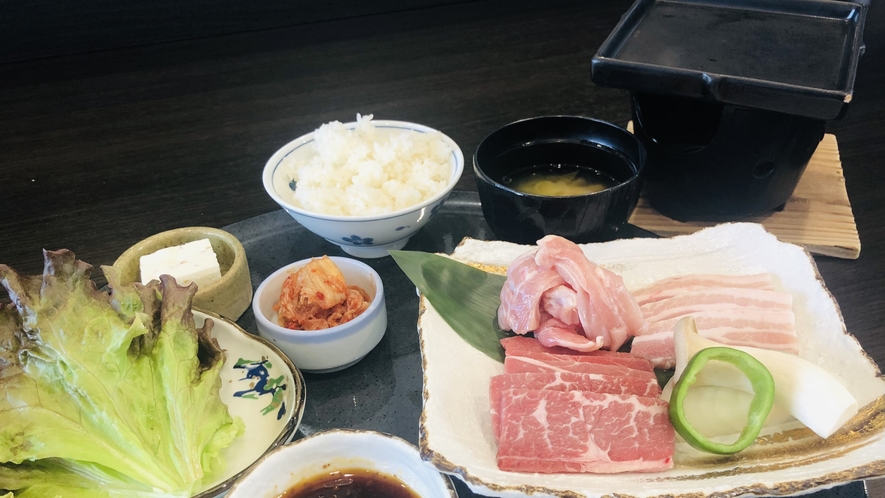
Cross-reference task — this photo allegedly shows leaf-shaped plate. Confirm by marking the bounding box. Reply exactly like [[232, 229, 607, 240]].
[[193, 310, 306, 498], [418, 223, 885, 497]]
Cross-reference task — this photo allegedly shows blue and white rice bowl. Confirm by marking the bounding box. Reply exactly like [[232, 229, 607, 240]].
[[263, 119, 464, 259]]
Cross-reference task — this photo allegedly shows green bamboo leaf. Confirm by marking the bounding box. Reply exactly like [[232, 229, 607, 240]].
[[390, 250, 507, 363]]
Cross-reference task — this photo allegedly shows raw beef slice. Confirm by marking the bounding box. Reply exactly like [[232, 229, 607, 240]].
[[496, 389, 674, 473], [489, 372, 662, 441]]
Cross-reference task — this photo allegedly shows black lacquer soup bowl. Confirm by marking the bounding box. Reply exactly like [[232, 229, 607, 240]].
[[474, 115, 645, 244]]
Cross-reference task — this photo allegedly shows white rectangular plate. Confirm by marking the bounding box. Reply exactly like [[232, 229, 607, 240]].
[[418, 223, 885, 497]]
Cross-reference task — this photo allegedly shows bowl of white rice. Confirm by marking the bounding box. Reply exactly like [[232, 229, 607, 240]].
[[263, 115, 464, 258]]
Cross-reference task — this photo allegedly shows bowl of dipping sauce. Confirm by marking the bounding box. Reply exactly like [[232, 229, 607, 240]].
[[474, 115, 645, 244], [227, 429, 457, 498], [263, 115, 464, 259], [112, 226, 252, 320], [252, 256, 387, 373]]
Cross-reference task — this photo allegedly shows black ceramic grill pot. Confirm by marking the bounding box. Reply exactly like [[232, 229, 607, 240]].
[[591, 0, 867, 219], [630, 92, 825, 218]]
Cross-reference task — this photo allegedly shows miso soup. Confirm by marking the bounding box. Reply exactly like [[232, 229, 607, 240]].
[[503, 165, 619, 197]]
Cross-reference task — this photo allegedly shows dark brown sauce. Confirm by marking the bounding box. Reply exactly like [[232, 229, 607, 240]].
[[280, 468, 421, 498]]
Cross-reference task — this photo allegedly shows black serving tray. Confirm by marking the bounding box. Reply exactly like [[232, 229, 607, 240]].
[[591, 0, 867, 120], [224, 191, 870, 498]]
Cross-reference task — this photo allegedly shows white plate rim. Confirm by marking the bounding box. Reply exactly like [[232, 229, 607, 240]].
[[192, 308, 307, 498], [417, 223, 885, 498]]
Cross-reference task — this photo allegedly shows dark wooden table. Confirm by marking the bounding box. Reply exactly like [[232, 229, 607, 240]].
[[1, 0, 883, 496]]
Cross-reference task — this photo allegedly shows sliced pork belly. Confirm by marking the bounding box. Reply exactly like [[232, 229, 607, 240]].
[[496, 389, 674, 473], [489, 372, 662, 441], [632, 273, 776, 307], [640, 287, 793, 323], [632, 311, 798, 369], [631, 328, 799, 369], [629, 272, 798, 368], [645, 308, 795, 336]]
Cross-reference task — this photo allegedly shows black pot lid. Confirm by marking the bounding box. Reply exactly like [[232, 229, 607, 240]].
[[591, 0, 867, 120]]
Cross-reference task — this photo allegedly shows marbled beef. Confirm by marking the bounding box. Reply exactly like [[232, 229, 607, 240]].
[[489, 372, 662, 441], [496, 389, 674, 473]]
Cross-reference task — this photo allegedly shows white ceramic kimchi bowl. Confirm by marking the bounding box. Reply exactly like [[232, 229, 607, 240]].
[[262, 119, 464, 259], [251, 256, 387, 373], [226, 429, 458, 498]]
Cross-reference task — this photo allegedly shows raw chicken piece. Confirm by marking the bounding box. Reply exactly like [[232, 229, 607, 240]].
[[541, 285, 580, 326], [497, 252, 565, 334], [497, 236, 647, 352], [534, 235, 646, 350], [534, 314, 605, 352]]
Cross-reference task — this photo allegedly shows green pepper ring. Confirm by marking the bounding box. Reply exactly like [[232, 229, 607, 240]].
[[669, 347, 776, 454]]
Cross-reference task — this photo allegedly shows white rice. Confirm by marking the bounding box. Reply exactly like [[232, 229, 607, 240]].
[[281, 114, 453, 216]]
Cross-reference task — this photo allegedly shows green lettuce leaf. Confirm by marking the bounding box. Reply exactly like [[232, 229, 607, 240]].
[[0, 459, 186, 498], [0, 250, 242, 496]]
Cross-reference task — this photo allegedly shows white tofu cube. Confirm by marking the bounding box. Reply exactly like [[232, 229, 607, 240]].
[[139, 238, 222, 290]]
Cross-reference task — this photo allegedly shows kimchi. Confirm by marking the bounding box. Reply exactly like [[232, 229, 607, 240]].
[[274, 256, 371, 330]]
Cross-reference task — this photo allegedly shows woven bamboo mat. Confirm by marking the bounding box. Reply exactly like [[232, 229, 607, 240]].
[[626, 126, 861, 259]]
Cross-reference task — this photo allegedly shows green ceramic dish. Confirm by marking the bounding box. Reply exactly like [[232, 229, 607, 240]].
[[113, 226, 252, 320]]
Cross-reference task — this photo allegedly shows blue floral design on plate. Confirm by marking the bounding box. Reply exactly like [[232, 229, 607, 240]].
[[232, 358, 288, 420], [395, 226, 410, 231], [342, 235, 374, 246]]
